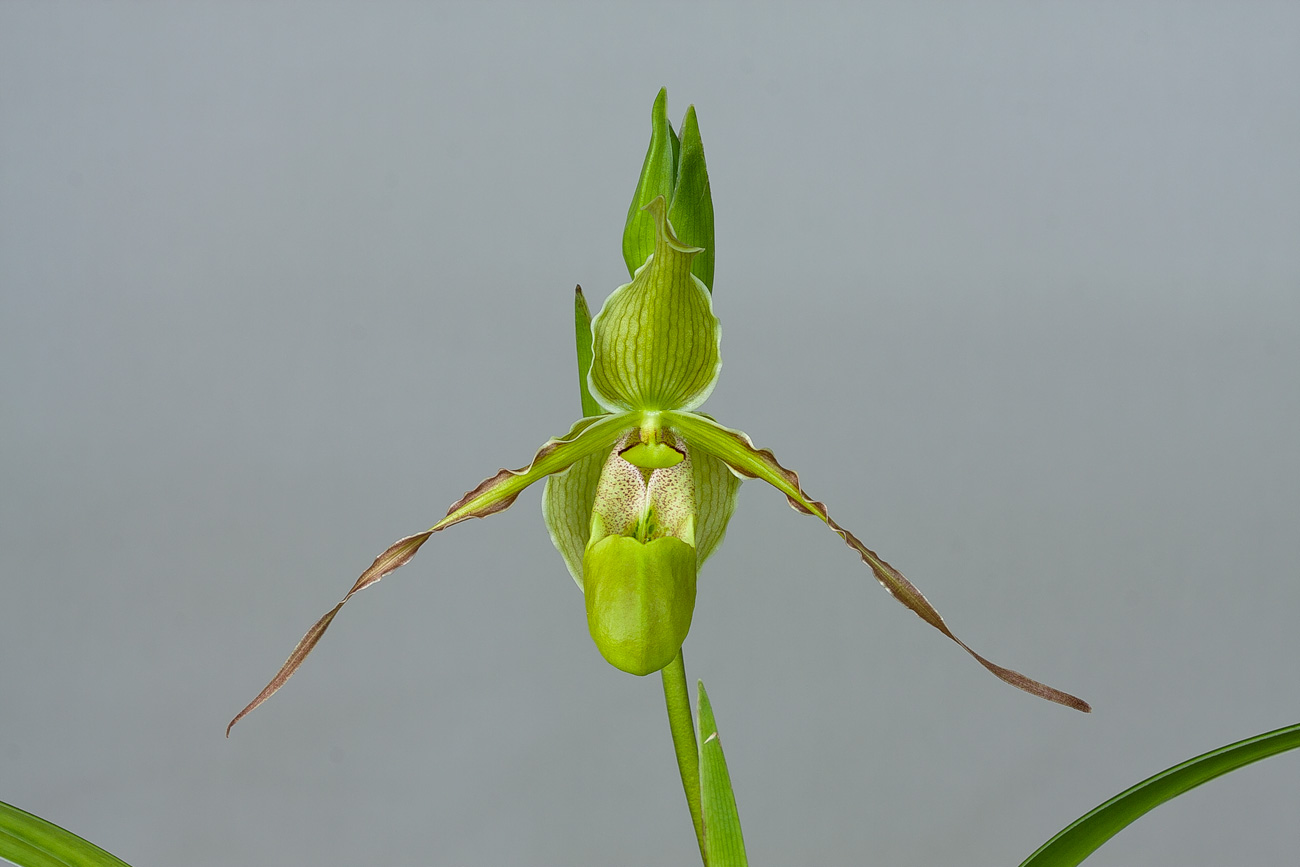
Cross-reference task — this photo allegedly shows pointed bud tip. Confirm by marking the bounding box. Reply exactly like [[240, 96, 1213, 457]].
[[641, 196, 704, 255]]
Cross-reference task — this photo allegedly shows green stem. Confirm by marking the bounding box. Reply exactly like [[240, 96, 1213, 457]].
[[662, 648, 706, 863]]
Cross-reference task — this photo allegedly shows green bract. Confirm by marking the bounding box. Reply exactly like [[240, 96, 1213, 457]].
[[623, 87, 714, 292], [229, 89, 1088, 736]]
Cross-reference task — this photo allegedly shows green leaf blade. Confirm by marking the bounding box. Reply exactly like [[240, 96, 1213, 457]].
[[697, 681, 748, 867], [573, 286, 603, 418], [0, 801, 134, 867], [1021, 722, 1300, 867]]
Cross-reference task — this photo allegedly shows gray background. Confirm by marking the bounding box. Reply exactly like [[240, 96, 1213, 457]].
[[2, 3, 1298, 865]]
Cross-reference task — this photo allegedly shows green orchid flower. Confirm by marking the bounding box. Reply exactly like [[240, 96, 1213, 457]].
[[228, 89, 1087, 736]]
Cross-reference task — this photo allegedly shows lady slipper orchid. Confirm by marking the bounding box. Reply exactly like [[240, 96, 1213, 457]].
[[228, 90, 1087, 735]]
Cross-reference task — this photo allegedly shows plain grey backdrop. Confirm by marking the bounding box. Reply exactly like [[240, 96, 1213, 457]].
[[2, 3, 1298, 865]]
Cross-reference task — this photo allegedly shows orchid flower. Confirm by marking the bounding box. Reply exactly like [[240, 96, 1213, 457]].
[[228, 90, 1087, 737]]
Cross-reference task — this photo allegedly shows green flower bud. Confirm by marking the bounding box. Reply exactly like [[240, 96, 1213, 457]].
[[582, 431, 698, 675]]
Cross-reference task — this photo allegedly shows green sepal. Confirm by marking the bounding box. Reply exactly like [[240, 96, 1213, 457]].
[[590, 200, 722, 413], [623, 87, 679, 277], [583, 534, 697, 676], [667, 105, 715, 292]]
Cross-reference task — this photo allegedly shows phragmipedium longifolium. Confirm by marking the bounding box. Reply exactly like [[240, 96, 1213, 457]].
[[228, 87, 1090, 861]]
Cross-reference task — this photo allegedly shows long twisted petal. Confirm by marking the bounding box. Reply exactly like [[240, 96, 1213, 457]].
[[227, 413, 631, 734], [667, 411, 1090, 713]]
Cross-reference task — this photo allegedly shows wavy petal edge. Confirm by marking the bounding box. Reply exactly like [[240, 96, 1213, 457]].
[[667, 411, 1091, 713], [227, 414, 631, 735]]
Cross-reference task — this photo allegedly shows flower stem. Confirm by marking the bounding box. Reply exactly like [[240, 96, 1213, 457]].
[[662, 648, 706, 863]]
